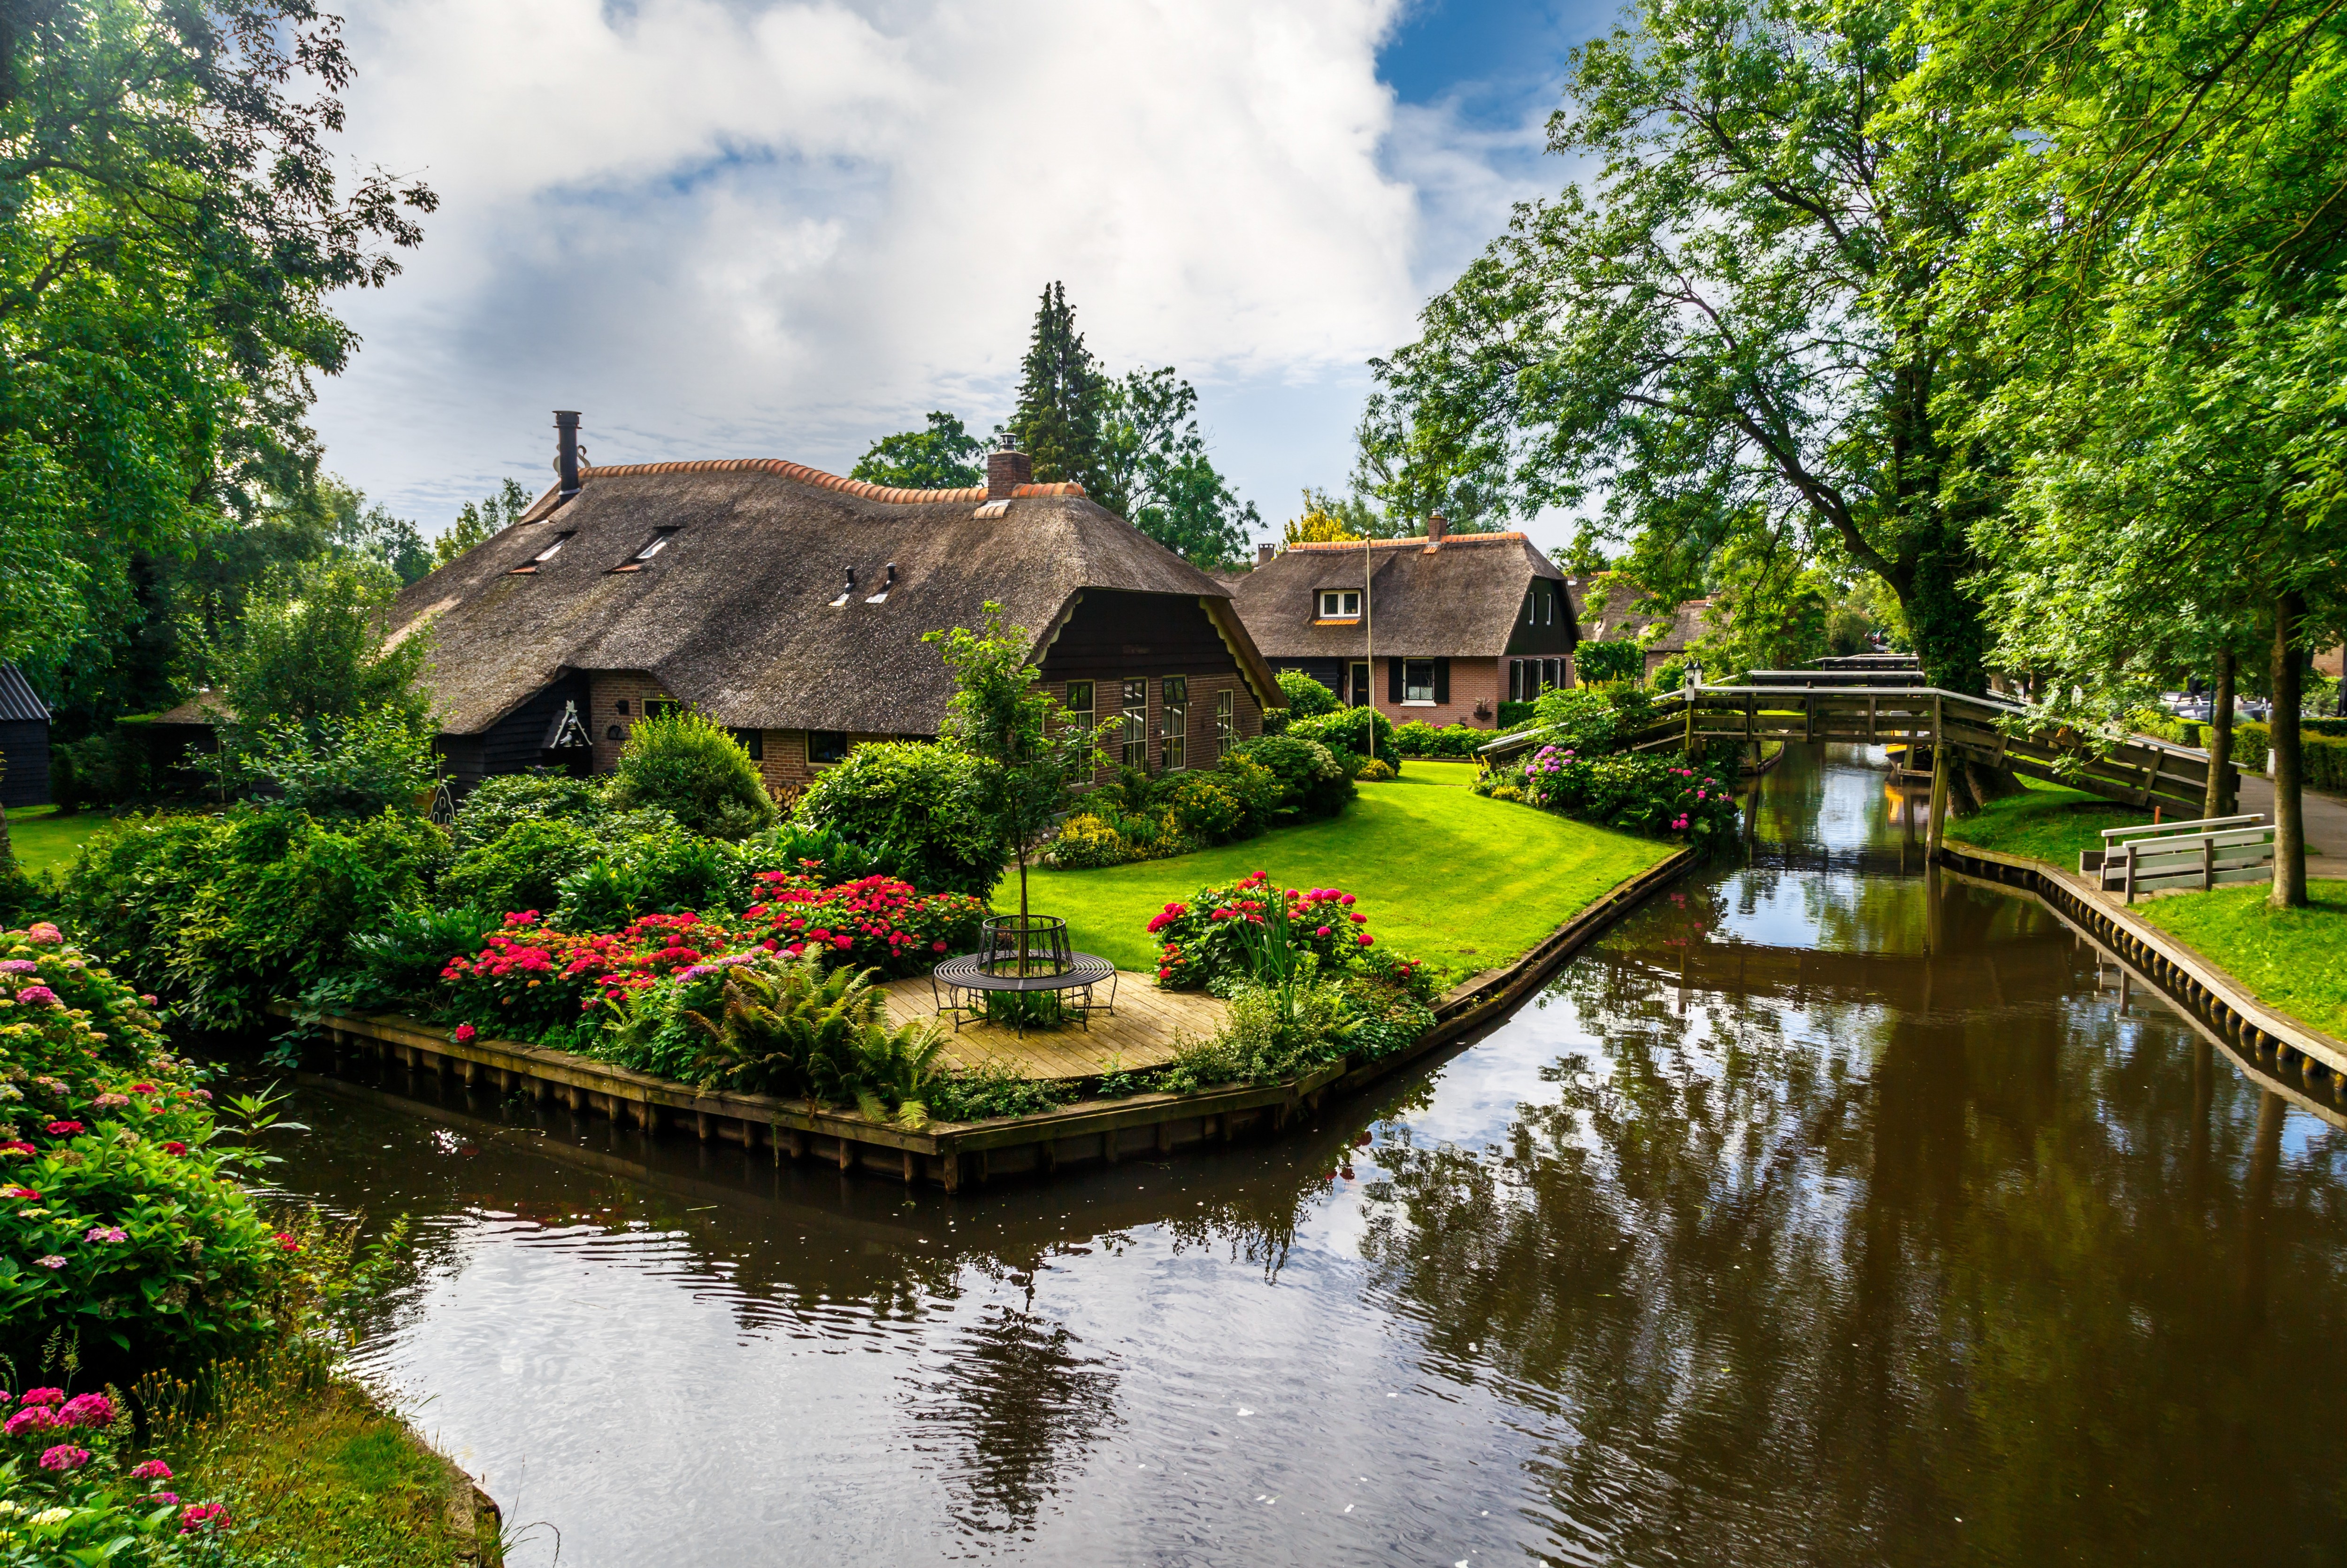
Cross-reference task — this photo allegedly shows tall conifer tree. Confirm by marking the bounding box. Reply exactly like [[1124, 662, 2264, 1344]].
[[1008, 283, 1109, 502]]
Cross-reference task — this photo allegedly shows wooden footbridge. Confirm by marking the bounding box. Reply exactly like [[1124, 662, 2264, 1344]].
[[1481, 675, 2238, 849]]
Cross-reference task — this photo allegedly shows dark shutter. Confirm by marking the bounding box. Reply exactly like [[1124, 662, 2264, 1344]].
[[1388, 658, 1402, 704], [1434, 658, 1450, 704]]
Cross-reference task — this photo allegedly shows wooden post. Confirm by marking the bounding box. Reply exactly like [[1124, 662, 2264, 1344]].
[[2203, 835, 2215, 892], [2123, 844, 2137, 904], [1927, 697, 1948, 858]]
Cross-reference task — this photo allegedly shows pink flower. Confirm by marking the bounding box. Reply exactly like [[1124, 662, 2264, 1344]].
[[162, 1141, 188, 1156], [453, 1023, 477, 1045], [14, 986, 59, 1007], [274, 1233, 301, 1254], [0, 959, 33, 974], [148, 1491, 181, 1505], [1358, 934, 1374, 947], [34, 1255, 65, 1269], [45, 1120, 84, 1136], [38, 1443, 91, 1470], [4, 1407, 59, 1437], [59, 1392, 115, 1427], [1348, 913, 1367, 925], [86, 1226, 128, 1244], [179, 1502, 230, 1533], [1339, 894, 1356, 906], [132, 1460, 173, 1481], [1, 1185, 38, 1200], [25, 922, 62, 945], [1315, 926, 1331, 937], [18, 1388, 62, 1407]]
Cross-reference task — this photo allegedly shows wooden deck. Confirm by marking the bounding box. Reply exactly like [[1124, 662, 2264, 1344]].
[[879, 971, 1228, 1081]]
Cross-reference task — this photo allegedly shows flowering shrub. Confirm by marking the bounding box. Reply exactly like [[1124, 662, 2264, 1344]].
[[0, 927, 301, 1377], [0, 1385, 235, 1562], [1147, 873, 1399, 993], [1493, 746, 1742, 848], [738, 873, 985, 977]]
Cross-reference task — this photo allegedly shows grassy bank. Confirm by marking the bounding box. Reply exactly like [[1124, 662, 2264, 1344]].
[[5, 803, 108, 876], [2135, 879, 2347, 1042], [1943, 776, 2141, 867], [1001, 759, 1676, 973]]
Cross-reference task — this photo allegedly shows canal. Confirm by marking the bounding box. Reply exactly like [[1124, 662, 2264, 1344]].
[[258, 745, 2347, 1564]]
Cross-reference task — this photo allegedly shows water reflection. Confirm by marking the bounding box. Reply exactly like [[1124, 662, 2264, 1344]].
[[253, 744, 2347, 1564]]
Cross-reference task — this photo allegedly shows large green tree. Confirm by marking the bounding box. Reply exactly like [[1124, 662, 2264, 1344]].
[[1007, 281, 1108, 497], [851, 411, 986, 490], [1365, 0, 2003, 693], [1922, 0, 2347, 904], [0, 0, 434, 691], [1098, 368, 1259, 566]]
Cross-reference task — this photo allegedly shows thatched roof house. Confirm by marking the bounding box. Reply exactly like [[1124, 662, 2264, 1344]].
[[389, 423, 1282, 795], [1228, 521, 1576, 728], [1566, 575, 1718, 680]]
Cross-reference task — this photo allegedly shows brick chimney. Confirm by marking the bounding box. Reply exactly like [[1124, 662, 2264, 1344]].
[[1257, 543, 1276, 566], [986, 445, 1033, 501], [1426, 512, 1449, 545]]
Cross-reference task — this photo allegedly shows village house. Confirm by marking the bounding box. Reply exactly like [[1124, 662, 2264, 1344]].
[[380, 414, 1283, 798], [1228, 520, 1578, 727], [0, 663, 52, 808], [1566, 574, 1718, 682]]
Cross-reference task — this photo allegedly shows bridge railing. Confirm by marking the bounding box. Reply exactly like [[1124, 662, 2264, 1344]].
[[1477, 684, 2235, 818]]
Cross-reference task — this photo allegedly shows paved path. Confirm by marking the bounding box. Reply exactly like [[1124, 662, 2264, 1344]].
[[2235, 773, 2347, 865], [879, 971, 1227, 1080]]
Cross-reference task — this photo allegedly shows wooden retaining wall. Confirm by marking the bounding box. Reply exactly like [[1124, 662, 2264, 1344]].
[[279, 848, 1697, 1192], [1937, 843, 2347, 1099]]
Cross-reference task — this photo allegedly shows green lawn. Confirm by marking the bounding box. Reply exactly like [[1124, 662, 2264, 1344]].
[[2137, 879, 2347, 1041], [998, 759, 1674, 975], [5, 803, 109, 877], [1943, 775, 2142, 867]]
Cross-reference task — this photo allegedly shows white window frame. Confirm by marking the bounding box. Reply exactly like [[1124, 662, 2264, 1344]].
[[1403, 659, 1437, 705], [1319, 589, 1362, 619]]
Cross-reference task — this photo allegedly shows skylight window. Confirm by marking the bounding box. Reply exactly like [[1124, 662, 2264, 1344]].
[[610, 528, 678, 572], [532, 532, 574, 563]]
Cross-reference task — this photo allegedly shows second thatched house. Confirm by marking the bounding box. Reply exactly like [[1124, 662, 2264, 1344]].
[[388, 415, 1283, 798]]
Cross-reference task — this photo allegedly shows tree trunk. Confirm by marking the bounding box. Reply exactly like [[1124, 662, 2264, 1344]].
[[2270, 592, 2307, 910], [2203, 647, 2235, 821]]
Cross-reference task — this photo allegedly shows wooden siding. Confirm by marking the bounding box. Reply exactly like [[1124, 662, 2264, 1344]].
[[0, 721, 49, 808], [1039, 590, 1263, 785]]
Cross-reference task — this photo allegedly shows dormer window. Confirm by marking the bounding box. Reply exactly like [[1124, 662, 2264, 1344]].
[[1318, 589, 1361, 620], [611, 528, 677, 572]]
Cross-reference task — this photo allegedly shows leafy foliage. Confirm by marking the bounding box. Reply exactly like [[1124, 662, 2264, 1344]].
[[606, 707, 777, 841], [1008, 281, 1109, 497], [1097, 368, 1260, 565], [1489, 745, 1742, 849], [795, 742, 1002, 898], [1393, 721, 1488, 759], [851, 412, 986, 490], [686, 950, 944, 1124], [1287, 708, 1400, 773], [1274, 669, 1342, 719], [428, 479, 531, 568], [1572, 640, 1644, 686]]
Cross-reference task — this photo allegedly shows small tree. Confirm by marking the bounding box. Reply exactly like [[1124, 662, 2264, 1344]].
[[925, 604, 1096, 948], [607, 707, 778, 840]]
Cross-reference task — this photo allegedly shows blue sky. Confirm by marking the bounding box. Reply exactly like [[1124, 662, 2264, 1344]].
[[309, 0, 1630, 552]]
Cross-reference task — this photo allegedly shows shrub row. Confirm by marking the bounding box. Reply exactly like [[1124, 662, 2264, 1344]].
[[1039, 738, 1354, 870]]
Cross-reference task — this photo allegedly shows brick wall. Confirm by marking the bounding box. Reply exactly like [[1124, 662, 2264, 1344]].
[[586, 671, 674, 773], [1371, 657, 1501, 730], [1041, 672, 1264, 787]]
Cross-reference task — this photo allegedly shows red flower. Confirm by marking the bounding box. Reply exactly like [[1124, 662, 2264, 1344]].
[[273, 1232, 301, 1253], [162, 1141, 188, 1156], [453, 1023, 477, 1045], [44, 1121, 83, 1136]]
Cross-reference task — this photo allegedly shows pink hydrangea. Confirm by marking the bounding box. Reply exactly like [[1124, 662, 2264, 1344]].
[[149, 1491, 180, 1505], [19, 1387, 63, 1406], [59, 1392, 115, 1427], [38, 1443, 91, 1470], [131, 1459, 173, 1481], [35, 1255, 65, 1269], [4, 1407, 59, 1436], [14, 986, 59, 1007], [0, 958, 35, 974], [453, 1023, 477, 1045], [25, 922, 63, 945], [85, 1225, 128, 1244], [45, 1120, 84, 1136], [180, 1502, 230, 1533]]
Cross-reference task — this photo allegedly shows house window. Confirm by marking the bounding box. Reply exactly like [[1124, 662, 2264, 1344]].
[[1404, 660, 1437, 704], [645, 696, 681, 719], [808, 731, 849, 765], [1319, 589, 1361, 619], [1064, 681, 1095, 736], [1161, 677, 1188, 772], [1120, 679, 1148, 769], [1544, 657, 1563, 690], [730, 727, 764, 760], [1215, 689, 1235, 760]]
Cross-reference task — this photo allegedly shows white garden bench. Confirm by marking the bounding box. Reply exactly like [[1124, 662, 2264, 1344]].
[[2081, 813, 2272, 903]]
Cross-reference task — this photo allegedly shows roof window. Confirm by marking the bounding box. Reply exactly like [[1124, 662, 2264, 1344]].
[[611, 528, 677, 572], [1318, 589, 1361, 620]]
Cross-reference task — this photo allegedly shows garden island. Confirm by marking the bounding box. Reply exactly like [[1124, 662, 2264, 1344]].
[[6, 0, 2347, 1563]]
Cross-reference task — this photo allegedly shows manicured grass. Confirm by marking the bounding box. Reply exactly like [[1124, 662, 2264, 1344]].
[[144, 1351, 501, 1567], [2137, 879, 2347, 1042], [1000, 761, 1674, 975], [5, 803, 110, 876], [1942, 775, 2142, 867]]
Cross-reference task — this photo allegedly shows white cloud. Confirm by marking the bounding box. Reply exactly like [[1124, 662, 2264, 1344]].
[[311, 0, 1562, 536]]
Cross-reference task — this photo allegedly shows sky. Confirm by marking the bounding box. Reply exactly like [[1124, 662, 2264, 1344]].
[[313, 0, 1627, 553]]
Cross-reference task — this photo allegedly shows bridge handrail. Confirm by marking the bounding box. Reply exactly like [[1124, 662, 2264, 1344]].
[[1476, 683, 2033, 763]]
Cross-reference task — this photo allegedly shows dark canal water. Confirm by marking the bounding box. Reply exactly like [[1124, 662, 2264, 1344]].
[[256, 747, 2347, 1565]]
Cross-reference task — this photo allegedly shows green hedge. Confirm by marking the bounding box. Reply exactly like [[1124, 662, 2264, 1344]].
[[2231, 723, 2347, 791], [1393, 720, 1488, 759]]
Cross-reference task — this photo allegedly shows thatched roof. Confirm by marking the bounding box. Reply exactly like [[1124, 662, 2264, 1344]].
[[1229, 531, 1569, 659], [1565, 574, 1718, 652], [388, 459, 1279, 737]]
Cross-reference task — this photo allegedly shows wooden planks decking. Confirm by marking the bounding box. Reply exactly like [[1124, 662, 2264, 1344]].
[[879, 971, 1227, 1080]]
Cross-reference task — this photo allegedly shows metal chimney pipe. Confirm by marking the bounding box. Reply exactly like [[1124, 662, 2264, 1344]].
[[554, 410, 583, 499]]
